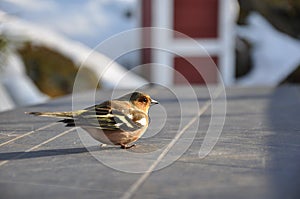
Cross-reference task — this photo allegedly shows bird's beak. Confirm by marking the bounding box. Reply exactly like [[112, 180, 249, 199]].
[[151, 99, 159, 105]]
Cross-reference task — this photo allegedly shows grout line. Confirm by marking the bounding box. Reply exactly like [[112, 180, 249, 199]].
[[0, 123, 58, 147], [120, 88, 223, 199], [0, 127, 77, 167], [24, 127, 77, 152]]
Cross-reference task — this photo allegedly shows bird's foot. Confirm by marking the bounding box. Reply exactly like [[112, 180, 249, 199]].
[[120, 144, 136, 149], [99, 143, 107, 148]]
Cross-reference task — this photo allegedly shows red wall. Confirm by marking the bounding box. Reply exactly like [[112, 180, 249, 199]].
[[173, 0, 219, 38], [174, 56, 219, 84]]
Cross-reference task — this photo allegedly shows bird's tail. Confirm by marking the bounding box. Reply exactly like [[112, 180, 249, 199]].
[[25, 110, 86, 119]]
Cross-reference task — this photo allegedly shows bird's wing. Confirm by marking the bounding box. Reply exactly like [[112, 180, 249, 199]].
[[63, 101, 147, 132]]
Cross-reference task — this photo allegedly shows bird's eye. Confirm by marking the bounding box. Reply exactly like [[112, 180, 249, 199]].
[[139, 97, 148, 103]]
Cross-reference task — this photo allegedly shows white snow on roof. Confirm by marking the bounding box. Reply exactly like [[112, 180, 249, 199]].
[[0, 11, 147, 89]]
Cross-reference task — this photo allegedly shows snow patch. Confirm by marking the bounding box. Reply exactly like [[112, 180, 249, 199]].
[[236, 12, 300, 86]]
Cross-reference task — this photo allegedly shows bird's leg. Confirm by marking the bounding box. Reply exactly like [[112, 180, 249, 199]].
[[120, 144, 136, 149], [128, 144, 136, 149]]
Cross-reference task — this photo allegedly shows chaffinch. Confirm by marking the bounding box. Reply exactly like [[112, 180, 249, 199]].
[[27, 92, 158, 149]]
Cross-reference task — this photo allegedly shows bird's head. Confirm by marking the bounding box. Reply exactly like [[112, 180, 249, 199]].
[[120, 92, 158, 113]]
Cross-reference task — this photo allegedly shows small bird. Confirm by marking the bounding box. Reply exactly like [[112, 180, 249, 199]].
[[27, 92, 158, 149]]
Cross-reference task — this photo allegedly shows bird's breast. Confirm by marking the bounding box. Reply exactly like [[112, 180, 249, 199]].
[[82, 126, 147, 146]]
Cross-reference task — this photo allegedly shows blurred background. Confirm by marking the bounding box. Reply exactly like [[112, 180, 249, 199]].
[[1, 0, 300, 112]]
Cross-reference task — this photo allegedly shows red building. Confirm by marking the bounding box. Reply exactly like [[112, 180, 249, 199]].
[[140, 0, 238, 86]]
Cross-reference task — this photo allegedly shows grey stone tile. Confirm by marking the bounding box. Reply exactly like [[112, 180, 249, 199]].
[[1, 86, 300, 199]]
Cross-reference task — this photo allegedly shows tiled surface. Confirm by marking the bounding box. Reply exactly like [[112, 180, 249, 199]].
[[0, 86, 300, 199]]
